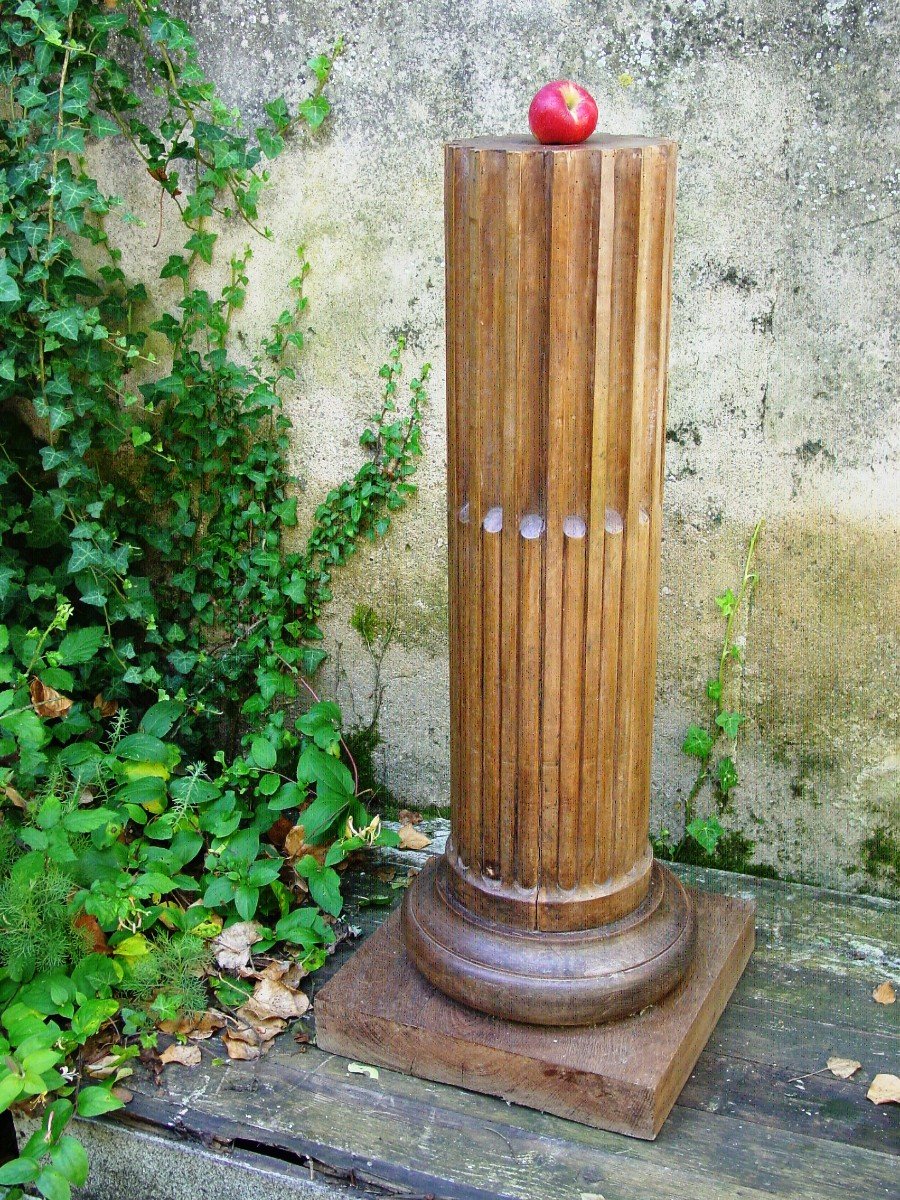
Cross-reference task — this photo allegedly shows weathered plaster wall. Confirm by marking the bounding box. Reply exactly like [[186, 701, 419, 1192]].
[[98, 1, 898, 892]]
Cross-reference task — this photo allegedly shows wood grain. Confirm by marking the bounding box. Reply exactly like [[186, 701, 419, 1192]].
[[320, 886, 753, 1140], [423, 136, 683, 1020]]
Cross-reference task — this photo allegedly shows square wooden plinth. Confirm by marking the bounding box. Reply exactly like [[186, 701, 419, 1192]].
[[315, 886, 755, 1140]]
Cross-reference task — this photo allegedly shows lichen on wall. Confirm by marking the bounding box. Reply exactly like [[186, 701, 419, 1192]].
[[100, 0, 898, 893]]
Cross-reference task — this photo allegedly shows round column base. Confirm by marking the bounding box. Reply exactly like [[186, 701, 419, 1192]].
[[401, 856, 697, 1026]]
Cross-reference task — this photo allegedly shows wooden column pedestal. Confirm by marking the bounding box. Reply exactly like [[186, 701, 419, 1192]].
[[316, 134, 755, 1137]]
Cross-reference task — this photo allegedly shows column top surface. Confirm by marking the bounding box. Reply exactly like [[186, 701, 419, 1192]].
[[445, 133, 677, 153]]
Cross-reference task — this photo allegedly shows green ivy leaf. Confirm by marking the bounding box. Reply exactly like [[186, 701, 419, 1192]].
[[715, 588, 737, 617], [0, 260, 20, 304], [263, 96, 290, 130], [256, 128, 284, 158], [184, 230, 217, 264], [89, 113, 120, 139], [681, 725, 714, 760], [686, 815, 724, 856], [716, 711, 744, 739], [717, 756, 739, 794], [306, 55, 331, 83], [297, 94, 330, 129], [44, 307, 84, 341], [160, 254, 189, 281]]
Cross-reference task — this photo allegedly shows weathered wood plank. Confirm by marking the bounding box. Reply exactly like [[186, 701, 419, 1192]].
[[121, 1034, 897, 1200], [110, 854, 897, 1200]]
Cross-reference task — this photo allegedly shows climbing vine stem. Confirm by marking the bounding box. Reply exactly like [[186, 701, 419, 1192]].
[[674, 519, 764, 858]]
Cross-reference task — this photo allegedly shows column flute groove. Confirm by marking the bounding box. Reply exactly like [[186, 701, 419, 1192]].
[[404, 135, 695, 1026]]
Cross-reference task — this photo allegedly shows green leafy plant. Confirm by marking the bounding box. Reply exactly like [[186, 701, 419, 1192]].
[[0, 614, 401, 1196], [0, 2, 428, 1194], [659, 520, 764, 867], [0, 0, 428, 757]]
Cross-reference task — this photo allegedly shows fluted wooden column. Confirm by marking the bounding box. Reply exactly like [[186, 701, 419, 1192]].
[[402, 134, 696, 1026]]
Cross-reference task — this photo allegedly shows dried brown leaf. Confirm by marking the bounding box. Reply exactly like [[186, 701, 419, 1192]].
[[826, 1056, 861, 1080], [85, 1054, 120, 1079], [265, 815, 293, 852], [281, 961, 308, 988], [254, 959, 308, 987], [4, 786, 26, 810], [284, 823, 329, 864], [221, 1022, 260, 1047], [222, 1032, 265, 1061], [398, 823, 432, 851], [867, 1073, 900, 1105], [872, 981, 896, 1005], [232, 1008, 288, 1042], [30, 677, 73, 719], [74, 912, 109, 955], [93, 693, 119, 718], [257, 959, 291, 981], [159, 1010, 226, 1041], [159, 1043, 202, 1067], [212, 921, 263, 971], [242, 977, 309, 1021], [283, 824, 308, 859]]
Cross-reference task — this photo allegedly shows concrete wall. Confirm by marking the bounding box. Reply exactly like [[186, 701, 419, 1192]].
[[99, 0, 898, 892]]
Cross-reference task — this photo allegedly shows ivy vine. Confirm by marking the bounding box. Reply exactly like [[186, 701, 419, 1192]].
[[0, 0, 428, 758], [0, 2, 429, 1194]]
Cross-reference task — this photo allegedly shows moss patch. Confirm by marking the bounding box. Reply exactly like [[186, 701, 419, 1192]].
[[858, 827, 900, 892]]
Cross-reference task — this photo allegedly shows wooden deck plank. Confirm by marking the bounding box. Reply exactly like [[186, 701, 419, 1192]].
[[112, 841, 897, 1200], [120, 1046, 897, 1200]]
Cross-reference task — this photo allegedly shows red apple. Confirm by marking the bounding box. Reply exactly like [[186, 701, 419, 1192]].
[[528, 80, 598, 145]]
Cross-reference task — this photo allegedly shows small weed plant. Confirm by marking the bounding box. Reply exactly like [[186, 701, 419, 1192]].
[[655, 520, 766, 871]]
